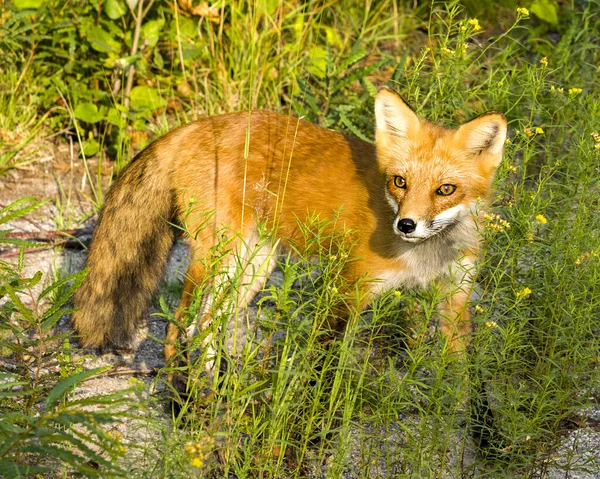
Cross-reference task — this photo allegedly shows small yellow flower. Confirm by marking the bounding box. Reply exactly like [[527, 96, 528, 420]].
[[568, 87, 583, 96], [516, 287, 532, 298], [557, 87, 564, 94], [516, 7, 529, 16], [535, 214, 547, 224], [459, 24, 467, 33], [485, 321, 498, 329], [468, 18, 482, 31], [539, 57, 548, 68], [535, 127, 544, 135], [575, 250, 598, 264], [475, 305, 484, 314], [394, 290, 402, 298], [442, 47, 455, 56], [331, 287, 338, 294], [505, 137, 512, 145], [527, 232, 534, 243], [192, 457, 204, 468], [523, 127, 534, 137]]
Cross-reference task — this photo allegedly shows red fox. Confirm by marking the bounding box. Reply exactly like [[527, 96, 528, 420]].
[[72, 87, 507, 365]]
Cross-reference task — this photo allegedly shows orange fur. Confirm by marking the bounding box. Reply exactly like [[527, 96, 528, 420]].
[[72, 87, 507, 362]]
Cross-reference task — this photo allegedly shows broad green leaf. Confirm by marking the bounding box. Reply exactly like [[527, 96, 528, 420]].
[[141, 19, 165, 49], [74, 103, 104, 124], [104, 0, 126, 19], [13, 0, 45, 9], [129, 85, 167, 110], [45, 367, 110, 410], [82, 138, 100, 157], [307, 46, 327, 79], [324, 26, 343, 48], [87, 26, 121, 54], [106, 108, 126, 127], [530, 0, 558, 25]]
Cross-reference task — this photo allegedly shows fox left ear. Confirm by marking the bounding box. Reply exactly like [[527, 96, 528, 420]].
[[455, 113, 507, 168]]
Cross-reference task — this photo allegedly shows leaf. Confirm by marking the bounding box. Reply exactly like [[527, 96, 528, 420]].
[[39, 269, 86, 300], [1, 278, 35, 322], [104, 0, 126, 19], [530, 0, 558, 25], [13, 0, 46, 9], [307, 46, 327, 79], [45, 367, 110, 410], [129, 85, 167, 111], [106, 108, 126, 128], [74, 103, 104, 124], [82, 138, 100, 157], [339, 112, 372, 143], [86, 26, 121, 54], [0, 197, 48, 227], [141, 19, 165, 49]]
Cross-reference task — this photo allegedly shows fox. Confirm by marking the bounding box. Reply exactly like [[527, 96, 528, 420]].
[[72, 87, 507, 368]]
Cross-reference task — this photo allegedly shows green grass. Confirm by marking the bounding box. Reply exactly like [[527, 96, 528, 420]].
[[1, 0, 599, 477]]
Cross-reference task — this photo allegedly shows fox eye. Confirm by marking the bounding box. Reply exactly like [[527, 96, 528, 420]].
[[394, 176, 406, 189], [436, 184, 456, 196]]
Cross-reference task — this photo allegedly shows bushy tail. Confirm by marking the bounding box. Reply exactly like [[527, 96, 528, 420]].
[[73, 147, 175, 349]]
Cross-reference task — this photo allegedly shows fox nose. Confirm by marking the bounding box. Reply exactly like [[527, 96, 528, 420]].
[[397, 218, 416, 234]]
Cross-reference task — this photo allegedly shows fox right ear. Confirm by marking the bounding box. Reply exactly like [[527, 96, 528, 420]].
[[375, 87, 420, 141]]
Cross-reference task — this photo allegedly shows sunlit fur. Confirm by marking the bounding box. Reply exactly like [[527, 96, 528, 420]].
[[73, 87, 507, 360]]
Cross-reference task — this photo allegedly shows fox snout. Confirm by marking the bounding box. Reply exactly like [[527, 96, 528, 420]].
[[393, 203, 469, 243]]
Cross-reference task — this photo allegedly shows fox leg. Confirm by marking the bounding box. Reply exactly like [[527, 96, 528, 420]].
[[184, 233, 279, 372], [437, 253, 478, 355], [164, 260, 207, 366]]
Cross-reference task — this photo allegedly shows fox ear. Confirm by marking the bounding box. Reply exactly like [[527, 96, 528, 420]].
[[455, 113, 507, 167], [375, 87, 420, 140]]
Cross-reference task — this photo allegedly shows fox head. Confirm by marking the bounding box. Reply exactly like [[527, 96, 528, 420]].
[[374, 87, 507, 243]]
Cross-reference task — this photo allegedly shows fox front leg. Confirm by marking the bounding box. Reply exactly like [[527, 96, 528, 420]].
[[437, 253, 478, 355]]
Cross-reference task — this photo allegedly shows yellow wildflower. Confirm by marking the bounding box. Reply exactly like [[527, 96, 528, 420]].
[[192, 458, 203, 468], [442, 47, 455, 56], [485, 321, 498, 329], [516, 287, 532, 298], [468, 18, 482, 31], [394, 290, 402, 298], [516, 7, 529, 16], [505, 137, 512, 145], [523, 127, 534, 137], [540, 57, 548, 68], [535, 127, 544, 134], [575, 250, 598, 264], [484, 213, 511, 232], [527, 232, 534, 243], [535, 214, 547, 224], [568, 87, 583, 96], [475, 305, 484, 314], [557, 87, 564, 94]]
